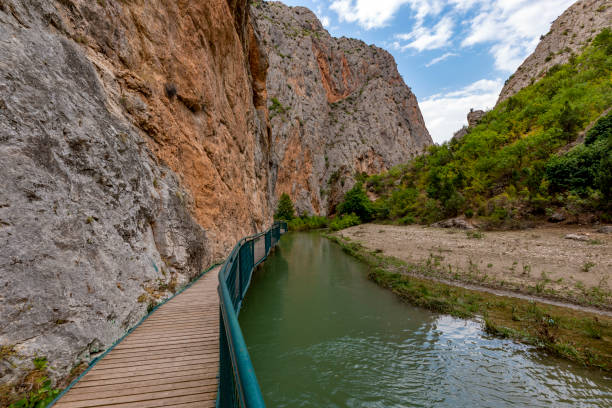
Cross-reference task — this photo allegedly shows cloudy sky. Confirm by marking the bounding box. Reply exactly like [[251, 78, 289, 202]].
[[278, 0, 575, 143]]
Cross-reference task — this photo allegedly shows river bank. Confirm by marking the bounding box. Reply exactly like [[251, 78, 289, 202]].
[[326, 230, 612, 371], [337, 224, 612, 310]]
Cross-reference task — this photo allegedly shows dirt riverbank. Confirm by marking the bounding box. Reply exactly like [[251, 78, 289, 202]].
[[337, 224, 612, 311]]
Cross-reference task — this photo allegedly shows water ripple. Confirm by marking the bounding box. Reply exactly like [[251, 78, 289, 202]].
[[240, 234, 612, 408]]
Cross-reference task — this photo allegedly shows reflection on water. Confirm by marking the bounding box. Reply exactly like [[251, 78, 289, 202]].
[[239, 233, 612, 407]]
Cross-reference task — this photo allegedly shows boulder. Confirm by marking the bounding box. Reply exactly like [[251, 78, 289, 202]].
[[431, 218, 475, 230], [548, 212, 566, 223], [564, 233, 590, 242]]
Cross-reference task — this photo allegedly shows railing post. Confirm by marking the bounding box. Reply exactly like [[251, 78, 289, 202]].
[[218, 308, 236, 408]]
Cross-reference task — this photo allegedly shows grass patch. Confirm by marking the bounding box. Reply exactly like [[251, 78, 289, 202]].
[[327, 233, 612, 371], [5, 357, 61, 408], [466, 230, 484, 239]]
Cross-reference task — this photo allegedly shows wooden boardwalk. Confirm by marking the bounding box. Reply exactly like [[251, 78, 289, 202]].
[[54, 267, 221, 408]]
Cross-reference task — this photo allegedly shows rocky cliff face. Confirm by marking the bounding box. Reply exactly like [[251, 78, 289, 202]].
[[253, 2, 432, 215], [498, 0, 611, 103], [0, 0, 273, 397], [0, 0, 431, 399]]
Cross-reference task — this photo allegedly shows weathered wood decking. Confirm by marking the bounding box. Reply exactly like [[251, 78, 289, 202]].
[[54, 267, 220, 408]]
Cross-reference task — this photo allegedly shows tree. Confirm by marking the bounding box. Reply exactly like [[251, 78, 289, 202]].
[[274, 193, 295, 220], [337, 183, 373, 221]]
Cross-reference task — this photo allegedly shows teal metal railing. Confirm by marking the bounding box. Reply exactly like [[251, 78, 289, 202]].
[[217, 221, 287, 408]]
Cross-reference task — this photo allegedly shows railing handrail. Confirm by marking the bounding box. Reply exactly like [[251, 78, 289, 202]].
[[217, 221, 287, 408]]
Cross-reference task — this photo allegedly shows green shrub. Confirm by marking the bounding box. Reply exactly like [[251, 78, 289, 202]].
[[329, 213, 361, 231], [274, 193, 295, 221], [545, 111, 612, 200], [288, 215, 329, 231], [337, 183, 373, 221]]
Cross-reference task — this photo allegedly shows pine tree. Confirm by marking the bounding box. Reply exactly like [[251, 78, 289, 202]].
[[274, 193, 295, 220]]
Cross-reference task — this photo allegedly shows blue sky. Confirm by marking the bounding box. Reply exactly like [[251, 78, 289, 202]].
[[276, 0, 575, 143]]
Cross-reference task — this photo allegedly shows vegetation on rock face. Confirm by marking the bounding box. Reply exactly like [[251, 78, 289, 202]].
[[5, 357, 61, 408], [355, 29, 612, 227], [274, 193, 295, 221], [546, 112, 612, 200]]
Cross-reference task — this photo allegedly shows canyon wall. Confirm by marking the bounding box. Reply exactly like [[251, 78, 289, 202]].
[[0, 0, 273, 396], [498, 0, 611, 103], [253, 2, 432, 214], [0, 0, 431, 398]]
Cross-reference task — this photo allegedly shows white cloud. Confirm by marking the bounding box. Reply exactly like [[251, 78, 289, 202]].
[[329, 0, 447, 29], [329, 0, 574, 72], [420, 79, 503, 143], [394, 17, 454, 51], [320, 16, 331, 27], [329, 0, 412, 29], [425, 52, 458, 67], [461, 0, 575, 71]]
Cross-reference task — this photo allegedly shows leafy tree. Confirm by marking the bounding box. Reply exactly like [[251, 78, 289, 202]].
[[596, 151, 612, 201], [274, 193, 295, 220], [546, 112, 612, 196], [337, 183, 373, 221], [585, 112, 612, 145]]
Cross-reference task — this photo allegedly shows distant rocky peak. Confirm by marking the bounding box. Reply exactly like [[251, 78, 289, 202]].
[[253, 0, 432, 215], [498, 0, 611, 104]]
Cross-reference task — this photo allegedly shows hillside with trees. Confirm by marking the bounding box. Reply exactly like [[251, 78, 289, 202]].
[[352, 29, 612, 229]]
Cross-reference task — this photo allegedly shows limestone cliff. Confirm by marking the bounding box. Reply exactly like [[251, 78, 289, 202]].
[[0, 0, 273, 399], [0, 0, 432, 400], [498, 0, 611, 103], [253, 2, 432, 215]]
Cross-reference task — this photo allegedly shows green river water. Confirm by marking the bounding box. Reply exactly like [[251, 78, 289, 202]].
[[239, 232, 612, 407]]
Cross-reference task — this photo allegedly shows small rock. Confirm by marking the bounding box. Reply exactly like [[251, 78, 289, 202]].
[[596, 225, 612, 234], [548, 212, 565, 223], [564, 233, 589, 241], [432, 218, 475, 230]]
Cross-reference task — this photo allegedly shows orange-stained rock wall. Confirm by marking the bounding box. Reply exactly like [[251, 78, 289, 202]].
[[53, 0, 273, 255]]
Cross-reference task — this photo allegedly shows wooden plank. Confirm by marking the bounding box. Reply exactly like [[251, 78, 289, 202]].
[[163, 401, 217, 408], [114, 334, 219, 348], [123, 328, 220, 340], [104, 342, 217, 355], [55, 267, 221, 407], [55, 385, 217, 408], [60, 379, 218, 402], [94, 351, 219, 370], [112, 337, 218, 351], [127, 324, 219, 335], [77, 392, 217, 408], [72, 367, 219, 389], [68, 373, 217, 394], [72, 372, 217, 392], [102, 345, 218, 360], [80, 363, 218, 382]]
